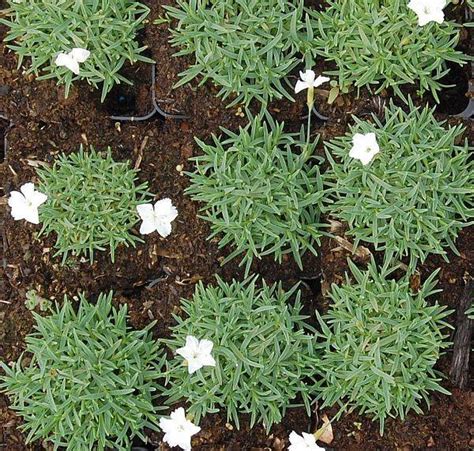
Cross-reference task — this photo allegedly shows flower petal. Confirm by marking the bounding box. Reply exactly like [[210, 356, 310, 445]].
[[295, 80, 309, 94], [176, 336, 198, 361], [20, 183, 36, 198], [55, 53, 69, 67], [23, 207, 40, 224], [408, 0, 445, 26], [170, 407, 186, 422], [431, 10, 445, 24], [8, 191, 28, 221], [155, 221, 172, 238], [155, 198, 178, 221], [159, 408, 200, 451], [366, 133, 380, 153], [187, 359, 203, 374], [30, 191, 48, 208], [302, 432, 317, 445], [185, 335, 200, 349], [186, 423, 202, 436], [300, 69, 315, 84], [289, 431, 307, 448], [70, 48, 90, 63], [139, 220, 156, 235], [136, 203, 154, 220], [313, 76, 330, 88], [56, 53, 80, 74], [137, 204, 156, 234], [199, 353, 216, 368]]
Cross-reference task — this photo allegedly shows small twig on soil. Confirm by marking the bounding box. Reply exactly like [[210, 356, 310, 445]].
[[310, 401, 320, 433], [133, 135, 148, 170], [332, 235, 371, 261], [0, 113, 13, 161], [109, 64, 187, 122], [1, 237, 6, 269], [449, 277, 474, 389], [328, 219, 344, 234]]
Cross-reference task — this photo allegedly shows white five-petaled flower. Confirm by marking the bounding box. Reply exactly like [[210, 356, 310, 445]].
[[8, 183, 48, 224], [55, 48, 90, 75], [294, 70, 330, 94], [137, 198, 178, 237], [407, 0, 445, 27], [159, 407, 201, 451], [349, 132, 380, 166], [289, 431, 325, 451], [176, 335, 216, 374]]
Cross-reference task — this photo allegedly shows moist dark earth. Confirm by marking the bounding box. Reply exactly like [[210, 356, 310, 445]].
[[0, 0, 473, 450]]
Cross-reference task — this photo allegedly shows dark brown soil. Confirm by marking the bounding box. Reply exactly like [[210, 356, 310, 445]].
[[0, 1, 473, 450]]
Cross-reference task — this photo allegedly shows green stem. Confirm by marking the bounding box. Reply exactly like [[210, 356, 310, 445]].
[[304, 86, 314, 159], [303, 103, 313, 161], [306, 105, 312, 146]]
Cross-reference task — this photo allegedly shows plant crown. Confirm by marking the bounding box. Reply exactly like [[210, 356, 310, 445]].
[[186, 115, 325, 276], [314, 258, 452, 434], [323, 100, 473, 268], [37, 146, 150, 264], [165, 0, 316, 107], [163, 277, 318, 431], [2, 0, 152, 101], [309, 0, 469, 102], [0, 292, 164, 451]]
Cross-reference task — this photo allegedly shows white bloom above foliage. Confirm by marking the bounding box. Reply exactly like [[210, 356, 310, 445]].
[[137, 198, 178, 237], [289, 431, 325, 451], [349, 132, 380, 165], [295, 70, 330, 94], [8, 183, 47, 224], [176, 335, 216, 374], [408, 0, 445, 27], [159, 407, 201, 451], [55, 48, 90, 75]]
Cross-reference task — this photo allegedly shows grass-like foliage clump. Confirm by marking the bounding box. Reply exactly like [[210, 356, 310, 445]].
[[323, 101, 473, 267], [309, 0, 468, 101], [315, 259, 452, 434], [2, 0, 152, 101], [165, 0, 315, 107], [0, 292, 164, 451], [37, 146, 150, 263], [163, 277, 317, 431], [186, 116, 324, 276]]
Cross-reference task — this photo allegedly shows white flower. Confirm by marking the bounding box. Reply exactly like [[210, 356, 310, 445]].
[[295, 70, 330, 94], [176, 335, 216, 374], [136, 198, 178, 237], [159, 407, 201, 451], [289, 431, 325, 451], [8, 183, 47, 224], [349, 132, 380, 165], [408, 0, 445, 27], [55, 48, 90, 75]]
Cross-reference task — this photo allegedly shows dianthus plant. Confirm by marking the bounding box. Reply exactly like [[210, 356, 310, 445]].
[[162, 277, 318, 431], [323, 100, 473, 268], [309, 0, 469, 101], [165, 0, 316, 107], [0, 292, 164, 451], [2, 0, 152, 101], [37, 146, 150, 263], [186, 115, 325, 276], [315, 258, 452, 434]]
